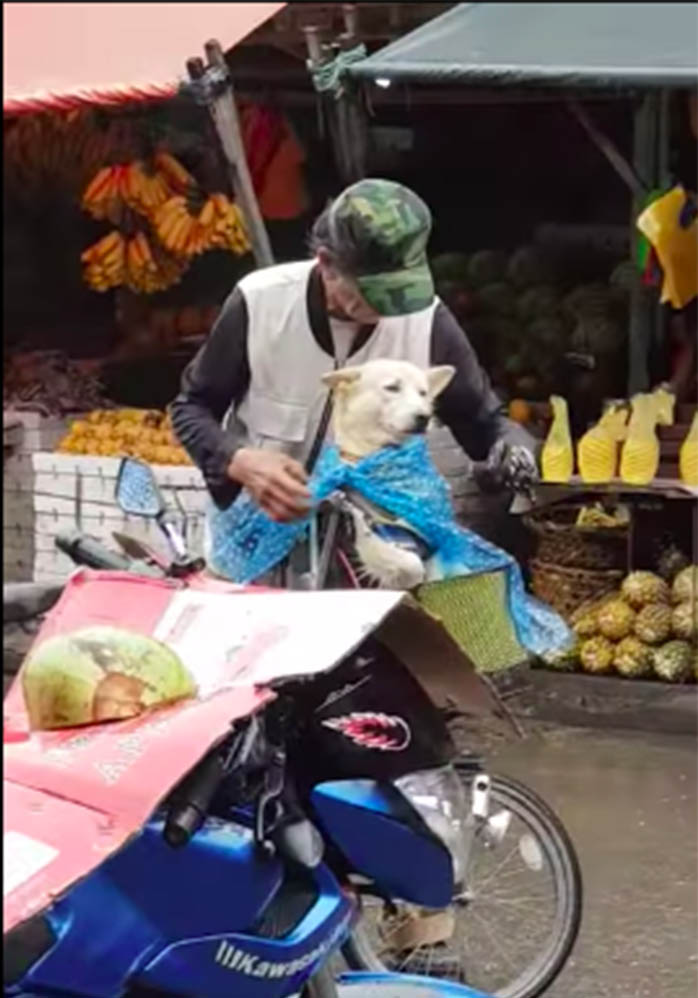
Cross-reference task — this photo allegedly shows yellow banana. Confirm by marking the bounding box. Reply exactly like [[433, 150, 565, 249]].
[[155, 151, 195, 191], [211, 193, 229, 217], [96, 231, 122, 254], [200, 198, 215, 227], [168, 214, 191, 255], [128, 236, 143, 270], [82, 166, 113, 206]]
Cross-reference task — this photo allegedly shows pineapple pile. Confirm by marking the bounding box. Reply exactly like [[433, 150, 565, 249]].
[[543, 566, 697, 683], [56, 409, 193, 465]]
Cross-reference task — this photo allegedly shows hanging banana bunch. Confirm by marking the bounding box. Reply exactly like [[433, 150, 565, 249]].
[[80, 149, 250, 294], [153, 191, 250, 258], [82, 226, 188, 294], [81, 231, 127, 292]]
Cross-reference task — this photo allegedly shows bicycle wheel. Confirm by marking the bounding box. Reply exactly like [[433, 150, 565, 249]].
[[342, 770, 582, 998]]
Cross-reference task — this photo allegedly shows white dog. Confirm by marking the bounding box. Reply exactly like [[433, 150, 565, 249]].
[[321, 360, 455, 589]]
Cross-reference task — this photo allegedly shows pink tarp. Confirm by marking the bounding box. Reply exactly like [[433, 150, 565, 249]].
[[3, 2, 285, 114]]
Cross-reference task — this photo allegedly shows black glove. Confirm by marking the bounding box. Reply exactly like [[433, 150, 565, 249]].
[[473, 440, 539, 494]]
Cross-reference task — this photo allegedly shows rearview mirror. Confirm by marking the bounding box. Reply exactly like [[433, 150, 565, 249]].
[[115, 459, 165, 518]]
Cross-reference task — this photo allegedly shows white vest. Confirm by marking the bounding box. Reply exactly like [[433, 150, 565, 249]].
[[228, 260, 433, 460], [226, 260, 472, 509]]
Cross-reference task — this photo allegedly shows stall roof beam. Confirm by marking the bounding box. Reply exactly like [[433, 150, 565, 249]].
[[348, 3, 698, 90]]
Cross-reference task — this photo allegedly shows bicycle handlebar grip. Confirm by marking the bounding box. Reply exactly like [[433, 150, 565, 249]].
[[55, 531, 134, 572], [163, 753, 225, 849]]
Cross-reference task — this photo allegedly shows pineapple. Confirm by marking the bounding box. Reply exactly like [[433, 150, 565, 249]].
[[540, 641, 580, 672], [679, 412, 698, 486], [651, 386, 676, 427], [620, 394, 660, 486], [580, 636, 614, 674], [597, 600, 635, 641], [577, 404, 628, 484], [634, 604, 673, 645], [614, 637, 653, 678], [652, 641, 693, 683], [672, 566, 697, 604], [672, 602, 697, 641], [542, 396, 574, 483], [621, 571, 670, 609], [574, 613, 599, 639], [656, 543, 689, 582]]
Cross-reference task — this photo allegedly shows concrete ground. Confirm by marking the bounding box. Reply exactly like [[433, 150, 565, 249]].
[[487, 723, 698, 998]]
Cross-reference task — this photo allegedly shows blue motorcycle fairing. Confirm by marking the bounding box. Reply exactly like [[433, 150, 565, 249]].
[[19, 816, 284, 998], [140, 863, 354, 998], [311, 780, 453, 909]]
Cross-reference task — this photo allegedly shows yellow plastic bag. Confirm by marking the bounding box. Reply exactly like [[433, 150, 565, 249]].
[[637, 186, 697, 309]]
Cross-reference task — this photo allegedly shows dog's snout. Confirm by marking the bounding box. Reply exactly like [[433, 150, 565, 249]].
[[412, 414, 430, 434]]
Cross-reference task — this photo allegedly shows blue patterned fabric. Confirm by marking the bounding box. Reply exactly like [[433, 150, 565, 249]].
[[208, 438, 572, 656]]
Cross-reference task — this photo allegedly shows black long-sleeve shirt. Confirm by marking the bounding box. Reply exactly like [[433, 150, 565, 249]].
[[171, 265, 533, 508]]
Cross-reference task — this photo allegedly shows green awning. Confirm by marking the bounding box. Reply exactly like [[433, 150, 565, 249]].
[[348, 3, 698, 89]]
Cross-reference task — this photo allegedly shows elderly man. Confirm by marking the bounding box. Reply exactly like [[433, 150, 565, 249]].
[[171, 179, 537, 522]]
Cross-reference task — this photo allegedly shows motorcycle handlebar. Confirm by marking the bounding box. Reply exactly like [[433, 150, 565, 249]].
[[55, 531, 135, 571], [163, 752, 226, 849]]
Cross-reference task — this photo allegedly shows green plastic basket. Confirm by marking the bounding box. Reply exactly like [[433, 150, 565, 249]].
[[416, 570, 527, 674]]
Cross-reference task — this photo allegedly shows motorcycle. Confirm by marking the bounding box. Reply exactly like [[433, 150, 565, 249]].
[[3, 458, 497, 998], [4, 458, 581, 998]]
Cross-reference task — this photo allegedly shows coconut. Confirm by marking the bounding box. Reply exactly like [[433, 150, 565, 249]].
[[21, 626, 196, 730]]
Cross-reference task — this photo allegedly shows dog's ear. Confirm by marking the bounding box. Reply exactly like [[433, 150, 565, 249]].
[[321, 367, 362, 391], [426, 365, 456, 399]]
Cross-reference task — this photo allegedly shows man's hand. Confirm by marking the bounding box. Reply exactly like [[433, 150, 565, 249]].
[[473, 440, 539, 494], [229, 449, 312, 522]]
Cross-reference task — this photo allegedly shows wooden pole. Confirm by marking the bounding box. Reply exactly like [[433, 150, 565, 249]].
[[192, 40, 274, 268], [568, 99, 646, 198], [628, 94, 659, 396]]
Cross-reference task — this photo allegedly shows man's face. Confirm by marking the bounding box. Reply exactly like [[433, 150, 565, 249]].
[[317, 251, 381, 324]]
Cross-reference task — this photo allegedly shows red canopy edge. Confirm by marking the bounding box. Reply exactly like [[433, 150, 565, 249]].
[[4, 81, 177, 117], [3, 3, 285, 118]]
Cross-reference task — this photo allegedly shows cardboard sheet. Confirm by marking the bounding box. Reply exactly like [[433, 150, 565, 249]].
[[3, 570, 418, 932]]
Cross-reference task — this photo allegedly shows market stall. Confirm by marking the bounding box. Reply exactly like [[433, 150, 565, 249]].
[[3, 3, 293, 583], [343, 2, 698, 693]]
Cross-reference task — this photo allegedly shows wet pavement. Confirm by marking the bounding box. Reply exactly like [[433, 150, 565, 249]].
[[486, 723, 698, 997]]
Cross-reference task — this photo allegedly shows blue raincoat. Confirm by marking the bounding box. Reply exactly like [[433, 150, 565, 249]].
[[208, 437, 572, 657]]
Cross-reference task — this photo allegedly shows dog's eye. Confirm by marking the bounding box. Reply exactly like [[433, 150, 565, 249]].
[[418, 389, 428, 398], [383, 382, 401, 393]]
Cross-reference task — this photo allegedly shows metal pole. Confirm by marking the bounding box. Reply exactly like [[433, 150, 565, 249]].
[[197, 40, 274, 268]]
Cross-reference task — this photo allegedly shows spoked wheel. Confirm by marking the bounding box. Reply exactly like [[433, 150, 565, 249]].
[[342, 770, 582, 998]]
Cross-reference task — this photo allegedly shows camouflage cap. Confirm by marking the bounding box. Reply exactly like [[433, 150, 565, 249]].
[[328, 178, 434, 316]]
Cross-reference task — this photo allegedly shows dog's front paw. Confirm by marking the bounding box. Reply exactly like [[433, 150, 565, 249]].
[[388, 552, 426, 590]]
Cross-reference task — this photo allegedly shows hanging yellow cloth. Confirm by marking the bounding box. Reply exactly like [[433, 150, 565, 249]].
[[636, 186, 697, 310]]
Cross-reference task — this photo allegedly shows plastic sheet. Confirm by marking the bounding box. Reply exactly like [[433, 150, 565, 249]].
[[208, 438, 572, 656]]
